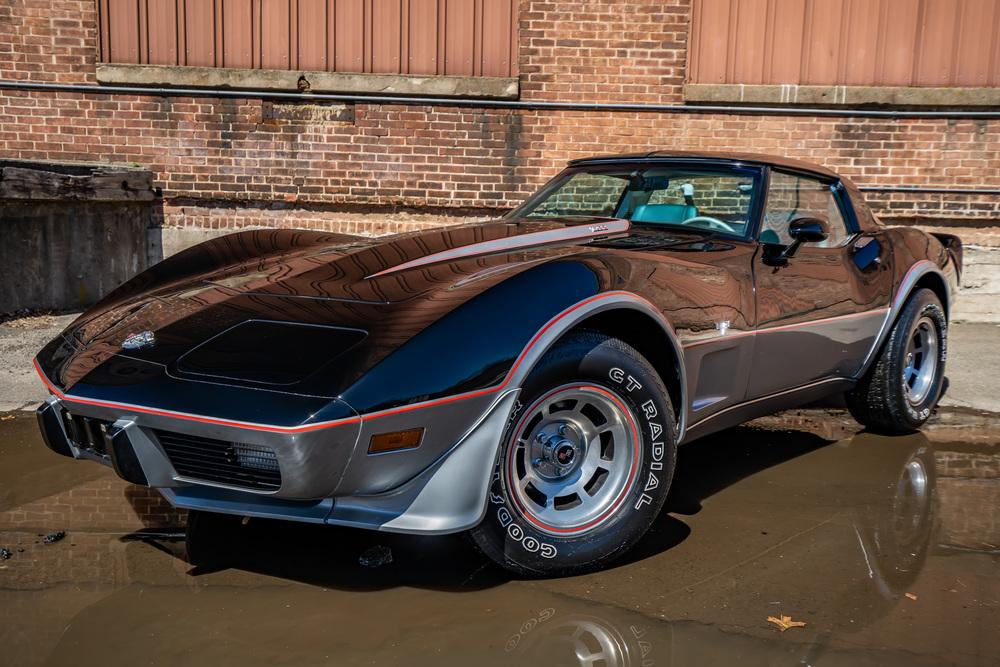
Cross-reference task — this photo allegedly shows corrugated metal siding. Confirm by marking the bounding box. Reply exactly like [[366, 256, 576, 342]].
[[98, 0, 517, 76], [689, 0, 1000, 86]]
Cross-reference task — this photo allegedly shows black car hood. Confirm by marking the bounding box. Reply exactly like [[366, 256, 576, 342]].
[[40, 217, 640, 395]]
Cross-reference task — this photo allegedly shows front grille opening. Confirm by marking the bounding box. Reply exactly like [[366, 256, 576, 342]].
[[155, 431, 282, 491], [62, 411, 111, 458]]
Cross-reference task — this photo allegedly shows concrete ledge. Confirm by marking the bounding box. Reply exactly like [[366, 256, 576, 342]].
[[97, 64, 519, 99], [685, 83, 1000, 107]]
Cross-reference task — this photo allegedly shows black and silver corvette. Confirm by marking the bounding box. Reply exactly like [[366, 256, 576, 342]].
[[34, 152, 962, 575]]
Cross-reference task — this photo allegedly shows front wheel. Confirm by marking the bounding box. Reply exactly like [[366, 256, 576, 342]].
[[847, 288, 948, 434], [470, 332, 678, 576]]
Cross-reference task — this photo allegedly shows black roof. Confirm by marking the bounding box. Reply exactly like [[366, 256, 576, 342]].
[[567, 150, 841, 180]]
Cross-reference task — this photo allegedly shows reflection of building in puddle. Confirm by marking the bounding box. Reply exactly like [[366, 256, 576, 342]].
[[936, 446, 1000, 553]]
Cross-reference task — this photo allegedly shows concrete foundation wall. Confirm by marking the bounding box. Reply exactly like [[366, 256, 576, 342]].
[[0, 201, 154, 314]]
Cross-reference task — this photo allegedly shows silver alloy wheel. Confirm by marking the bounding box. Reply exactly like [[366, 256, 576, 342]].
[[902, 316, 938, 406], [507, 384, 639, 534]]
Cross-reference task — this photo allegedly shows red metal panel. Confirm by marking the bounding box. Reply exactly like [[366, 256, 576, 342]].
[[951, 0, 997, 86], [144, 0, 179, 66], [480, 0, 511, 77], [874, 0, 919, 86], [766, 0, 805, 84], [107, 0, 141, 64], [221, 0, 254, 68], [689, 0, 733, 84], [371, 0, 402, 73], [444, 0, 475, 76], [335, 0, 366, 72], [914, 0, 959, 86], [802, 0, 846, 85], [260, 0, 291, 70], [840, 0, 881, 85], [406, 0, 439, 74], [184, 0, 217, 66], [731, 0, 768, 85], [101, 0, 517, 77], [297, 0, 328, 70], [691, 0, 1000, 88]]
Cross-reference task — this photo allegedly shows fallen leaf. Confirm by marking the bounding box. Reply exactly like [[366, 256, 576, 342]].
[[768, 615, 807, 632], [905, 593, 918, 601], [0, 415, 14, 421]]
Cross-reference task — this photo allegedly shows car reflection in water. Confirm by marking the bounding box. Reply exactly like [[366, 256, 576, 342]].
[[46, 429, 957, 666]]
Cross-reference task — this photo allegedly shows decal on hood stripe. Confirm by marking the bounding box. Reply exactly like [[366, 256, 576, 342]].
[[365, 219, 630, 279]]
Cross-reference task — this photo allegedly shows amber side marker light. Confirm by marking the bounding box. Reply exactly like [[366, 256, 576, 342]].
[[369, 427, 424, 454]]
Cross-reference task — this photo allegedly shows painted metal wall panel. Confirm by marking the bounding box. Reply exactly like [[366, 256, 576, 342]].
[[99, 0, 517, 77], [689, 0, 1000, 87]]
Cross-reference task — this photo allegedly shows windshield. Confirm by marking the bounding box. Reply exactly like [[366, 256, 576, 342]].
[[509, 165, 761, 237]]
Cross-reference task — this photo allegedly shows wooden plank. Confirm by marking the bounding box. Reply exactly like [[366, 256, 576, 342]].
[[0, 166, 155, 202]]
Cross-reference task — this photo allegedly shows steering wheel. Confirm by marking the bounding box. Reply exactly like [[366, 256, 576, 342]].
[[680, 215, 737, 234]]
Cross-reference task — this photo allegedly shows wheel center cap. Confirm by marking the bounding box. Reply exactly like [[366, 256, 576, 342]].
[[554, 442, 576, 465]]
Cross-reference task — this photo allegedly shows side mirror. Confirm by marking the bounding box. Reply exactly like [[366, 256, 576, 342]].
[[763, 217, 829, 266], [788, 217, 830, 244]]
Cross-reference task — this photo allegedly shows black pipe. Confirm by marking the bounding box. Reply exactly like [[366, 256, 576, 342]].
[[4, 79, 1000, 119]]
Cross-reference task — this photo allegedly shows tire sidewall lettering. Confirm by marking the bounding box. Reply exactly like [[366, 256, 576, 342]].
[[608, 368, 671, 512]]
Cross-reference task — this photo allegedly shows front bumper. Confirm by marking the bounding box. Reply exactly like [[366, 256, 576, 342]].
[[36, 389, 519, 535]]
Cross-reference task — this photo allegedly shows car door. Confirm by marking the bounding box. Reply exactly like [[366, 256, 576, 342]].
[[748, 169, 889, 398]]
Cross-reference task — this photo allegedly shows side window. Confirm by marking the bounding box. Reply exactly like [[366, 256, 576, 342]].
[[760, 172, 852, 248]]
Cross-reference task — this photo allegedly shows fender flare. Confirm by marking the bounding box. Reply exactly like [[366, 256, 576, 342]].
[[503, 290, 689, 441], [857, 259, 951, 378]]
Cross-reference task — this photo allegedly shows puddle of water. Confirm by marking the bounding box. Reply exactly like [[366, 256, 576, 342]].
[[2, 410, 999, 666]]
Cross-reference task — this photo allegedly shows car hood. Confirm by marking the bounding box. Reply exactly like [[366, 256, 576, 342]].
[[38, 217, 633, 395]]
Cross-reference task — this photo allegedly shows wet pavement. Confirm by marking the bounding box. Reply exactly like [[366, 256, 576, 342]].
[[2, 408, 1000, 666]]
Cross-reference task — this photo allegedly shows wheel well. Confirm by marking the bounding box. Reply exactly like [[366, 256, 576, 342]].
[[913, 271, 949, 316], [567, 309, 684, 422]]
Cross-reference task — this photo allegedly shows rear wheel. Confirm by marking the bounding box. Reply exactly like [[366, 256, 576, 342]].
[[847, 288, 947, 434], [470, 332, 677, 576]]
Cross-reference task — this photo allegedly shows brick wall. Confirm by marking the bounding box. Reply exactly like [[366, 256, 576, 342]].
[[1, 0, 998, 235]]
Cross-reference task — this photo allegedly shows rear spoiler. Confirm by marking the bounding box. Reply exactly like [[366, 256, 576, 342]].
[[931, 232, 963, 279]]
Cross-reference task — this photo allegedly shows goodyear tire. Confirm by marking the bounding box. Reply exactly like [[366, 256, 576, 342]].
[[470, 332, 677, 576], [847, 288, 947, 434]]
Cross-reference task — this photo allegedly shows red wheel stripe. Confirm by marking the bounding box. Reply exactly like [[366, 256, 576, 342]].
[[506, 384, 642, 535]]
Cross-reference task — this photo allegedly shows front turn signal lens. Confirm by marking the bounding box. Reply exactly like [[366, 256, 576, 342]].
[[369, 428, 424, 454]]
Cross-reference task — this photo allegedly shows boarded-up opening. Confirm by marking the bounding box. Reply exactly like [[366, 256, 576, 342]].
[[98, 0, 518, 78], [688, 0, 1000, 87]]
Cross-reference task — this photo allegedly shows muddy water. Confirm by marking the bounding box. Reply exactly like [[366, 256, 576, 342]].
[[2, 409, 999, 666]]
